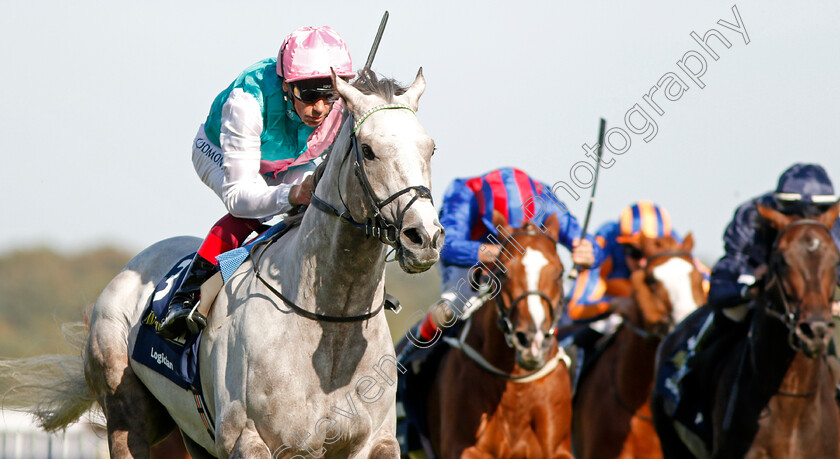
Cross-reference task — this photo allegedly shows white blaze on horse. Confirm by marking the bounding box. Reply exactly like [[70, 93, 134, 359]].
[[0, 69, 442, 459]]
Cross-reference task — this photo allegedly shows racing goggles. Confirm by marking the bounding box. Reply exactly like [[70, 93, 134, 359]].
[[290, 79, 339, 104], [774, 192, 838, 216]]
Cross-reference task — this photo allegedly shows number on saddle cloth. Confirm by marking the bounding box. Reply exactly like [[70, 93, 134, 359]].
[[132, 253, 204, 390]]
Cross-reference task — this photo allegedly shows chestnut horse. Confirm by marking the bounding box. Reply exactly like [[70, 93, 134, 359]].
[[652, 202, 840, 458], [572, 234, 705, 459], [425, 213, 574, 458]]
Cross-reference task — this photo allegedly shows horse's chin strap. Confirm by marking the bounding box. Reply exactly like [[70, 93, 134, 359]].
[[442, 318, 571, 383]]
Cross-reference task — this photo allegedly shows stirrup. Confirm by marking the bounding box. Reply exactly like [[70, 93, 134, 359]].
[[185, 301, 208, 334]]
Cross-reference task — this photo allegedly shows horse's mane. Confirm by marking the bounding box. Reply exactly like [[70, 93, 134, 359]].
[[312, 70, 409, 188], [351, 68, 408, 102]]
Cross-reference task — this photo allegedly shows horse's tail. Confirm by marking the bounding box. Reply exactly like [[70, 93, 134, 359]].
[[0, 321, 98, 432]]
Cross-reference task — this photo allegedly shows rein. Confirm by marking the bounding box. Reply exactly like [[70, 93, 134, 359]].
[[444, 229, 570, 381], [250, 106, 426, 323], [492, 230, 566, 344], [250, 231, 397, 323], [759, 219, 833, 352], [624, 249, 693, 340], [746, 218, 834, 397], [442, 318, 571, 383]]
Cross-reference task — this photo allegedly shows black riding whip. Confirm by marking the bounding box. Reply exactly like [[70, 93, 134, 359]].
[[364, 11, 389, 71], [569, 118, 606, 280]]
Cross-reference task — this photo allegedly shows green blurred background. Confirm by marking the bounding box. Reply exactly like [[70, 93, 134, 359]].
[[0, 246, 440, 359]]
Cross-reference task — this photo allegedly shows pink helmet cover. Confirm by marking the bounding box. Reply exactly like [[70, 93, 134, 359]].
[[279, 26, 354, 82]]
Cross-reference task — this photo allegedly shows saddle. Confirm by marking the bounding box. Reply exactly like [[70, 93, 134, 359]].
[[130, 215, 304, 442]]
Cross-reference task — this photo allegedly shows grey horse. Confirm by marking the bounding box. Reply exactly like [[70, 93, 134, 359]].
[[0, 69, 442, 458]]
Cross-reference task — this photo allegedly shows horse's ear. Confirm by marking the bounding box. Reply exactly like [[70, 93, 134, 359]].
[[543, 214, 561, 240], [402, 67, 426, 111], [756, 202, 794, 230], [492, 210, 512, 235], [332, 68, 364, 112], [817, 202, 840, 228], [681, 232, 695, 253]]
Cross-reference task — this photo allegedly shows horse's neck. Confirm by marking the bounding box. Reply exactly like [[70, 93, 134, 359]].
[[270, 150, 387, 317], [750, 311, 806, 393], [615, 305, 660, 405], [468, 300, 516, 372]]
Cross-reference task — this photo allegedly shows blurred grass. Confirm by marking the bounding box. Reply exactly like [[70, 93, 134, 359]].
[[0, 247, 442, 359], [383, 263, 442, 344]]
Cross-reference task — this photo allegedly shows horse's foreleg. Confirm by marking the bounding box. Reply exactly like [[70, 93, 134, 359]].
[[365, 435, 400, 459], [228, 420, 271, 459]]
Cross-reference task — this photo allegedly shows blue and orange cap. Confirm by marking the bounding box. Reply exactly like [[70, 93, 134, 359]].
[[615, 200, 673, 244]]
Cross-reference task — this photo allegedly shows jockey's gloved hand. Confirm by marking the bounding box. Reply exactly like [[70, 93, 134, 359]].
[[289, 175, 315, 206], [571, 238, 595, 268]]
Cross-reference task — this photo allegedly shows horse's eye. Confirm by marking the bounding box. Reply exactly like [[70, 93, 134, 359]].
[[361, 144, 376, 160]]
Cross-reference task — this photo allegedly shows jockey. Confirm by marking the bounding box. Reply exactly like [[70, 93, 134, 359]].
[[691, 163, 840, 353], [562, 201, 709, 367], [399, 167, 604, 359], [157, 26, 355, 339]]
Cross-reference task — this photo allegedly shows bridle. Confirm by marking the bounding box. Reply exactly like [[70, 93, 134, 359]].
[[622, 250, 693, 340], [253, 105, 431, 323], [309, 105, 433, 247], [442, 228, 572, 382], [759, 219, 834, 353], [492, 230, 566, 346]]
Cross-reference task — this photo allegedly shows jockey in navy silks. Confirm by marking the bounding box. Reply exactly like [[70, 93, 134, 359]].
[[398, 167, 604, 361], [688, 163, 840, 372], [157, 26, 355, 339]]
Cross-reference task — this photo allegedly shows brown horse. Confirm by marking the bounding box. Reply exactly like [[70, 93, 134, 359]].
[[425, 212, 573, 458], [572, 234, 706, 459], [652, 202, 840, 458]]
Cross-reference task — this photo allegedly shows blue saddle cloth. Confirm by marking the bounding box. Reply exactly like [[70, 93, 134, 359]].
[[131, 253, 203, 391], [654, 306, 715, 447]]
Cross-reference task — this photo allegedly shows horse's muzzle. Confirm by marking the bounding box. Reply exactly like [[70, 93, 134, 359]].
[[397, 207, 444, 273], [795, 318, 835, 357]]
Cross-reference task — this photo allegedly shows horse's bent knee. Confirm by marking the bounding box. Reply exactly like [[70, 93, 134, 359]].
[[368, 438, 400, 459], [229, 423, 270, 459]]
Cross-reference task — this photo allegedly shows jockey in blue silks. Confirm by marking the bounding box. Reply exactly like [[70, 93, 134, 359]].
[[562, 201, 709, 353], [398, 167, 605, 361], [689, 163, 840, 367]]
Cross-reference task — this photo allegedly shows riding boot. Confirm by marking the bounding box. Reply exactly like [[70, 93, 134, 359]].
[[157, 255, 218, 339]]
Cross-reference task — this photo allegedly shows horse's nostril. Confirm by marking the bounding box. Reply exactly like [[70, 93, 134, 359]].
[[431, 229, 443, 249], [798, 322, 815, 339], [515, 331, 529, 348], [799, 321, 830, 340], [402, 227, 424, 246]]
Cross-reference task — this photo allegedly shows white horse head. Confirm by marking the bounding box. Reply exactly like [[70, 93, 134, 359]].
[[327, 68, 443, 273]]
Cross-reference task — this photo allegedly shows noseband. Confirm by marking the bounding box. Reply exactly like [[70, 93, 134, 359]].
[[310, 105, 433, 247], [761, 219, 834, 352], [492, 230, 565, 346]]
